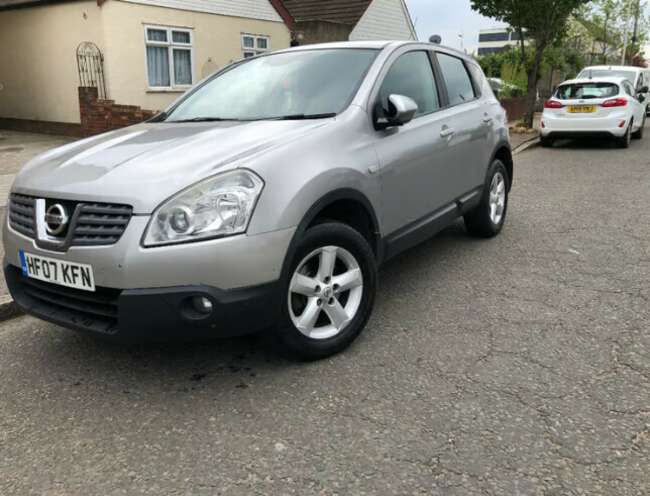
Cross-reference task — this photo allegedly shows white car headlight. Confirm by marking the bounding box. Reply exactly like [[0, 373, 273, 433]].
[[143, 169, 264, 247]]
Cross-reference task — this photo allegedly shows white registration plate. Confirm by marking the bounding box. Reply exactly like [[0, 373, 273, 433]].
[[19, 251, 96, 292]]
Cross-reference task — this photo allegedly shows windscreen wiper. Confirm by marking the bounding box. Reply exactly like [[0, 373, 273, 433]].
[[148, 111, 168, 123], [167, 117, 237, 123], [269, 113, 337, 121]]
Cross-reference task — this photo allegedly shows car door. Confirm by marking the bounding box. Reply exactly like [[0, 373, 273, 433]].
[[634, 72, 649, 115], [372, 49, 457, 237], [434, 51, 492, 196], [642, 71, 650, 112], [624, 81, 645, 125]]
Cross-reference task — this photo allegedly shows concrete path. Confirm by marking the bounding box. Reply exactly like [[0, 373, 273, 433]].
[[0, 130, 74, 204], [509, 113, 542, 152]]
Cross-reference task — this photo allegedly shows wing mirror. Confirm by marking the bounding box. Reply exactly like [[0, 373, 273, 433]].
[[639, 85, 649, 94], [374, 94, 418, 131]]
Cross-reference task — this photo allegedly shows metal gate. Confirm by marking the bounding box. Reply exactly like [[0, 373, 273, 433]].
[[76, 42, 107, 99]]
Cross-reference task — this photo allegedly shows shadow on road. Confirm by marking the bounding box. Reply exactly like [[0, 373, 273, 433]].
[[19, 219, 479, 387], [549, 138, 630, 150]]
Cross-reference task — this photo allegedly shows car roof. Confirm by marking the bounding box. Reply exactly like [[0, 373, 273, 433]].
[[274, 40, 472, 60], [560, 76, 628, 85], [580, 65, 644, 73]]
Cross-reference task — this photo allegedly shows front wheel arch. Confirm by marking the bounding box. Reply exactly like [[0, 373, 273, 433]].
[[279, 189, 382, 290]]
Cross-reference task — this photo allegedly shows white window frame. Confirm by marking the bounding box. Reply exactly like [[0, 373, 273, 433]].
[[144, 24, 194, 91], [241, 33, 270, 59]]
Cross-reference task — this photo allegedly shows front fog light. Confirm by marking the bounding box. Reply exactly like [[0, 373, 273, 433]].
[[192, 296, 213, 315]]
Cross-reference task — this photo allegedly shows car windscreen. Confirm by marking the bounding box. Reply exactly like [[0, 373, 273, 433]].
[[164, 49, 379, 122], [555, 82, 619, 100], [577, 69, 637, 85]]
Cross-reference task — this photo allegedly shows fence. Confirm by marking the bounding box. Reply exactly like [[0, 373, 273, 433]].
[[500, 96, 528, 123]]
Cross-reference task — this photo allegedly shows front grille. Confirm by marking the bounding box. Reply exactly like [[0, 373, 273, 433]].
[[14, 268, 121, 335], [8, 194, 36, 237], [7, 194, 133, 248], [72, 203, 133, 246]]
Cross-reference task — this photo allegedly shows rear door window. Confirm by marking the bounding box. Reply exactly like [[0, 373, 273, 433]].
[[555, 83, 618, 100], [436, 53, 476, 106]]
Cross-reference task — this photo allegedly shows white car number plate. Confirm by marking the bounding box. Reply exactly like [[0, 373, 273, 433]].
[[19, 250, 96, 292]]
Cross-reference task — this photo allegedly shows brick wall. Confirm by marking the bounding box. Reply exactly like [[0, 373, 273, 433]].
[[78, 87, 157, 137], [0, 117, 83, 137]]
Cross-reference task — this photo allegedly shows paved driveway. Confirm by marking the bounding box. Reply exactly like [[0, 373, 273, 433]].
[[0, 131, 74, 206], [0, 131, 648, 495]]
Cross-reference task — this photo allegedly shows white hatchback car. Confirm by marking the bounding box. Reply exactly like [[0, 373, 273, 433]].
[[577, 65, 650, 115], [541, 77, 648, 148]]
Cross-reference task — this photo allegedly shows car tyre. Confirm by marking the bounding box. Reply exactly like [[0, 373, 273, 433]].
[[632, 116, 645, 140], [464, 159, 509, 238], [619, 122, 632, 148], [275, 222, 377, 361], [540, 136, 554, 148]]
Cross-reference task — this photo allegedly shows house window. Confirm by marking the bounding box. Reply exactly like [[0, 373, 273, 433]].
[[241, 34, 270, 59], [145, 25, 193, 89]]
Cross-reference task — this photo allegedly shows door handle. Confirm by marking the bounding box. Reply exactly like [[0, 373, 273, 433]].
[[440, 128, 455, 138], [482, 117, 494, 124]]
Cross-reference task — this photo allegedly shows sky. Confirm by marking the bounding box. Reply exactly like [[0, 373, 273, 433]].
[[405, 0, 505, 53], [404, 0, 650, 55]]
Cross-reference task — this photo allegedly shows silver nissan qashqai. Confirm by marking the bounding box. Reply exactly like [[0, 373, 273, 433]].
[[4, 41, 512, 359]]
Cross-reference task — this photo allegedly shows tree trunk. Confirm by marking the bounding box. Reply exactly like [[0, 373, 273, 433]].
[[518, 28, 526, 69], [602, 15, 609, 64], [524, 46, 545, 128]]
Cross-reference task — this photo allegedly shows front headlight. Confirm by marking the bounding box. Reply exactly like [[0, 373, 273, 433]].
[[143, 169, 264, 247]]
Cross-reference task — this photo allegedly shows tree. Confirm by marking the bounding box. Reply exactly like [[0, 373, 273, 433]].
[[577, 0, 649, 65], [471, 0, 591, 127], [598, 0, 617, 63]]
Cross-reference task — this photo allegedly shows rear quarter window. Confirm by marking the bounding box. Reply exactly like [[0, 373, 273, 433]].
[[466, 62, 485, 97]]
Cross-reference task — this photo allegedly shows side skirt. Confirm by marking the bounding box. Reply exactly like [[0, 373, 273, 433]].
[[380, 187, 482, 262]]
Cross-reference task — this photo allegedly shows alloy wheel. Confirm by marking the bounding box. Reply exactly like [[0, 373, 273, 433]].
[[288, 246, 364, 340], [489, 172, 506, 225]]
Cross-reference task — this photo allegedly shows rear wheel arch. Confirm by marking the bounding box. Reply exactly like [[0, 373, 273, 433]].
[[491, 144, 513, 190]]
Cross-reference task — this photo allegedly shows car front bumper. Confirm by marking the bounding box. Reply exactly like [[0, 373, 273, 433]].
[[3, 216, 295, 339], [4, 264, 281, 340]]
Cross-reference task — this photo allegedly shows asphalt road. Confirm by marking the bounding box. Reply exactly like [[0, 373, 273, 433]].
[[1, 131, 649, 496]]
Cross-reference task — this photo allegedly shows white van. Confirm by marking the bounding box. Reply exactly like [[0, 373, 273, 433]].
[[577, 66, 650, 115]]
